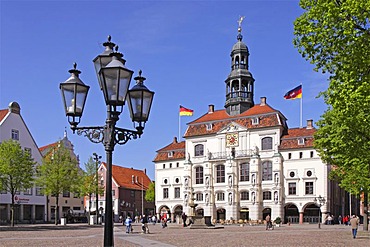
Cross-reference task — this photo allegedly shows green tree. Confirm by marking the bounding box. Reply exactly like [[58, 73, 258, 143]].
[[36, 142, 82, 225], [145, 181, 155, 202], [80, 156, 104, 224], [0, 140, 36, 227], [294, 0, 370, 230]]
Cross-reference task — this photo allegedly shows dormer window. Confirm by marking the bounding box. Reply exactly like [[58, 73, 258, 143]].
[[252, 117, 259, 125], [206, 123, 213, 131], [168, 151, 174, 157], [298, 138, 305, 145]]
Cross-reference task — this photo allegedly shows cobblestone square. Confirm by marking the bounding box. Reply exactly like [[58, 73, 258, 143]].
[[0, 223, 369, 247]]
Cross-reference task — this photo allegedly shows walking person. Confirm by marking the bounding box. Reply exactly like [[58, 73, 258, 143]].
[[338, 215, 342, 225], [350, 215, 359, 239], [124, 216, 132, 234], [141, 214, 150, 234], [182, 212, 187, 227], [265, 215, 272, 230]]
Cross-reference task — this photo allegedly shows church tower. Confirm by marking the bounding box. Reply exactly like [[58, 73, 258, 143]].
[[225, 17, 255, 116]]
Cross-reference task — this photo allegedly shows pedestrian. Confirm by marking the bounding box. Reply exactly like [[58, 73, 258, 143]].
[[350, 215, 359, 239], [182, 212, 187, 227], [124, 216, 132, 234], [265, 215, 271, 230], [161, 216, 167, 228], [338, 215, 342, 225], [141, 214, 149, 234], [152, 215, 157, 225]]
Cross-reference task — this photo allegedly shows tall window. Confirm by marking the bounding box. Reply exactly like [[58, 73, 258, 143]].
[[195, 144, 204, 156], [196, 193, 203, 201], [195, 166, 204, 184], [305, 182, 314, 195], [240, 163, 250, 182], [240, 191, 249, 200], [163, 188, 169, 199], [36, 187, 43, 196], [263, 191, 272, 200], [174, 187, 180, 198], [262, 161, 272, 181], [216, 192, 225, 201], [216, 165, 225, 183], [288, 182, 296, 195], [11, 129, 19, 140], [261, 137, 272, 150]]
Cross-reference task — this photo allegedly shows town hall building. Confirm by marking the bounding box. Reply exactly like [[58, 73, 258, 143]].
[[154, 21, 356, 225]]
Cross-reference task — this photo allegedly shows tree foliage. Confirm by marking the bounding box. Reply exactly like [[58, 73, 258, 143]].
[[80, 157, 104, 211], [36, 142, 82, 224], [294, 0, 370, 230], [0, 140, 36, 226], [145, 181, 155, 202]]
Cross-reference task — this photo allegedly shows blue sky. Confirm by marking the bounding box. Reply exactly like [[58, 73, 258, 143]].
[[1, 0, 328, 180]]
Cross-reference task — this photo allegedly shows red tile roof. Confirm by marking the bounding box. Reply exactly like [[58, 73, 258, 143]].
[[280, 127, 316, 149], [0, 109, 9, 122], [189, 104, 278, 124], [153, 137, 186, 162], [39, 142, 58, 153], [184, 104, 286, 137], [103, 163, 152, 190]]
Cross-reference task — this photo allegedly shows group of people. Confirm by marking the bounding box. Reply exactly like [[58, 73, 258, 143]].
[[123, 214, 150, 234]]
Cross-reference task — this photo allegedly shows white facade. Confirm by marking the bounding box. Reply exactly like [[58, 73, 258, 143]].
[[153, 23, 344, 225], [0, 102, 47, 223]]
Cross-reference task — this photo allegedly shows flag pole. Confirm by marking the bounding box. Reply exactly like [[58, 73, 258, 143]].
[[179, 106, 181, 140], [300, 83, 303, 128]]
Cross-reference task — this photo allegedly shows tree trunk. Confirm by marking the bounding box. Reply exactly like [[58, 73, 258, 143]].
[[10, 193, 15, 227], [363, 192, 368, 231], [55, 195, 59, 225], [88, 193, 92, 225]]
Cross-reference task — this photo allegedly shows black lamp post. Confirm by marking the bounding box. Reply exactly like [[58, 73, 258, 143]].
[[314, 195, 326, 229], [60, 36, 154, 247], [93, 152, 102, 225]]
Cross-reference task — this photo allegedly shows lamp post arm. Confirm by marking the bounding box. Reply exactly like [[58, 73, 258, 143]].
[[70, 125, 142, 146]]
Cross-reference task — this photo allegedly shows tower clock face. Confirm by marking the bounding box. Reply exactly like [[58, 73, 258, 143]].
[[226, 133, 239, 147]]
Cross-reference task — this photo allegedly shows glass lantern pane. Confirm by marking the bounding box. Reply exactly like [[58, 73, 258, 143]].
[[101, 67, 132, 105], [129, 92, 143, 120]]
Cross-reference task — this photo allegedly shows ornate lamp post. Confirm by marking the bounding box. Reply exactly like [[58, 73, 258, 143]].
[[314, 195, 326, 229], [93, 152, 102, 225], [60, 36, 154, 247]]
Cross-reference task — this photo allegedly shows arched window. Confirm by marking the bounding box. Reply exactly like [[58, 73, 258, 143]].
[[262, 161, 272, 181], [261, 137, 273, 150], [240, 163, 250, 182], [195, 166, 204, 184], [195, 144, 204, 156], [216, 164, 225, 183]]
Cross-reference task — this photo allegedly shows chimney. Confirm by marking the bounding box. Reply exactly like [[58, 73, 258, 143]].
[[306, 119, 313, 129], [173, 137, 178, 143], [144, 168, 146, 174], [208, 104, 214, 114], [260, 97, 266, 106]]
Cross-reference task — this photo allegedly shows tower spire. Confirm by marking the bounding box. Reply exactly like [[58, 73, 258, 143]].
[[225, 16, 255, 116], [237, 16, 245, 41]]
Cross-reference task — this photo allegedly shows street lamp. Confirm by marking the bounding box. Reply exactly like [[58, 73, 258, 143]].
[[314, 195, 326, 229], [60, 36, 154, 247], [132, 176, 144, 217], [93, 152, 102, 225]]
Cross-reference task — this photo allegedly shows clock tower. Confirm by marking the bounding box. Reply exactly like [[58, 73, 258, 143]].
[[225, 17, 255, 116]]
